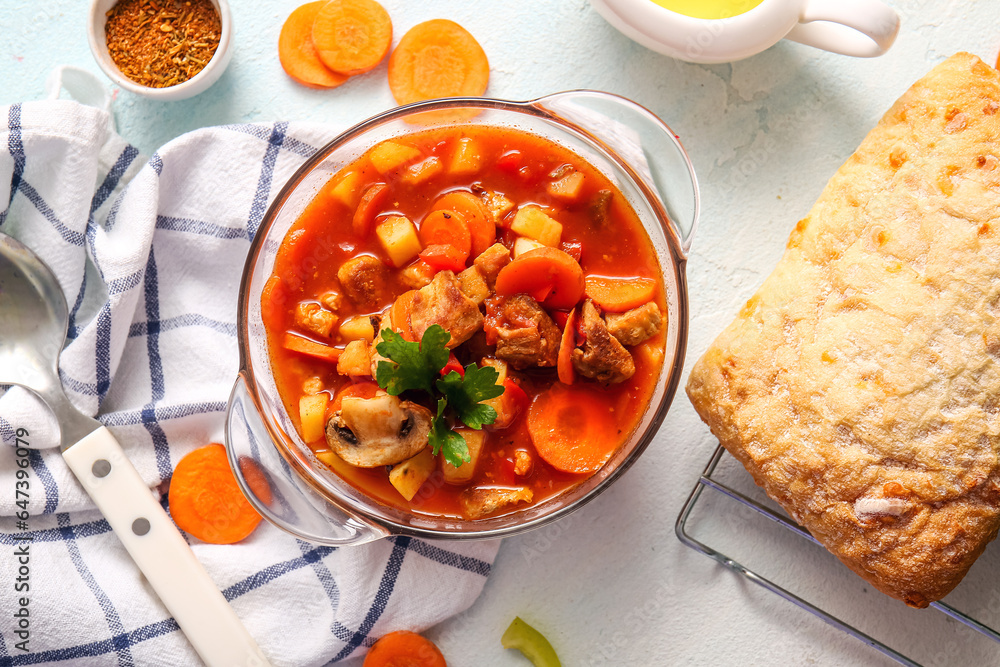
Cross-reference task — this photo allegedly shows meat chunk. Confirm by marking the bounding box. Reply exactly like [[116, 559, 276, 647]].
[[399, 260, 435, 290], [572, 299, 635, 383], [409, 271, 484, 349], [605, 302, 663, 347], [337, 256, 390, 307], [295, 302, 337, 338], [472, 242, 511, 288], [513, 450, 533, 477], [479, 190, 515, 225], [484, 294, 560, 369], [337, 340, 371, 377], [457, 266, 490, 305], [459, 486, 533, 519]]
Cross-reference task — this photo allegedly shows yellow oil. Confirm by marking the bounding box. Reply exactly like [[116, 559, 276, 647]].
[[649, 0, 765, 19]]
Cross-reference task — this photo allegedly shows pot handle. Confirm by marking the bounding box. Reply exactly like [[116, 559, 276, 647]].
[[786, 0, 899, 58], [225, 374, 388, 547], [531, 91, 700, 255]]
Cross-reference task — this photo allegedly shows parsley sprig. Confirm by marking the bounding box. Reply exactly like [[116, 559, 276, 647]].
[[375, 326, 505, 467]]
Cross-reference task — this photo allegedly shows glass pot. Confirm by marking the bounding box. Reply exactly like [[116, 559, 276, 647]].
[[225, 91, 699, 546]]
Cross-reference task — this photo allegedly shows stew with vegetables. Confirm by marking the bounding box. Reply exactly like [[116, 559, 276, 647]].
[[262, 125, 666, 520]]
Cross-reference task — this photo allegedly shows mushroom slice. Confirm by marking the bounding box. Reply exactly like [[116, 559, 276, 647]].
[[325, 394, 433, 468]]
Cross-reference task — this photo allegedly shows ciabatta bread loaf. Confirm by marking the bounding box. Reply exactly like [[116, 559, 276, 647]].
[[686, 53, 1000, 608]]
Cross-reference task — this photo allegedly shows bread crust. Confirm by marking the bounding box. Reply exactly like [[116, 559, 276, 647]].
[[686, 53, 1000, 608]]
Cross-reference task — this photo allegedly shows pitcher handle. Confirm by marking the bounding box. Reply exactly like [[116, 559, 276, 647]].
[[530, 91, 700, 255], [786, 0, 900, 58], [225, 373, 388, 546]]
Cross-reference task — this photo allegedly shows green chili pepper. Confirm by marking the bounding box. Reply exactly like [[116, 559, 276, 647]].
[[501, 617, 562, 667]]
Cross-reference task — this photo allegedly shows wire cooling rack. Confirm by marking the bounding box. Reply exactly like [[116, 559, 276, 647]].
[[675, 445, 1000, 667]]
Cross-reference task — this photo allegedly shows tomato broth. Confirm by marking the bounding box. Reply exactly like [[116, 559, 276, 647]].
[[263, 124, 666, 519]]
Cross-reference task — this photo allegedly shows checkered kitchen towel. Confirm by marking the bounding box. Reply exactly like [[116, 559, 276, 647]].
[[0, 68, 499, 666]]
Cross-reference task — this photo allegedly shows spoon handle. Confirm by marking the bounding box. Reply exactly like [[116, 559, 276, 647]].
[[62, 426, 271, 667]]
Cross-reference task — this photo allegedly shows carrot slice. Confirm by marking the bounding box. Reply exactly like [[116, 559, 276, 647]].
[[169, 444, 263, 544], [387, 19, 489, 106], [431, 191, 495, 258], [419, 244, 467, 273], [328, 380, 380, 418], [391, 290, 418, 341], [312, 0, 393, 76], [557, 308, 577, 385], [527, 384, 620, 474], [494, 247, 584, 310], [353, 182, 391, 238], [419, 209, 471, 260], [584, 275, 657, 312], [363, 630, 446, 667], [278, 2, 351, 89], [284, 333, 342, 363], [261, 275, 288, 331]]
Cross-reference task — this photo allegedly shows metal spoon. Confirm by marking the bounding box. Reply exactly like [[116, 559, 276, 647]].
[[0, 231, 270, 667]]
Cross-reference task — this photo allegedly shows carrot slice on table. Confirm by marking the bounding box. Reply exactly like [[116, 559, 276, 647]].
[[583, 275, 657, 312], [494, 247, 584, 310], [387, 19, 489, 106], [363, 630, 446, 667], [419, 209, 471, 260], [419, 244, 467, 273], [557, 307, 577, 385], [312, 0, 393, 76], [353, 182, 391, 238], [283, 332, 342, 363], [279, 1, 351, 88], [431, 191, 495, 258], [169, 444, 263, 544], [527, 384, 621, 474]]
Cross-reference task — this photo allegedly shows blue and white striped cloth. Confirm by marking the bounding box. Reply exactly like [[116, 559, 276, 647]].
[[0, 82, 499, 666]]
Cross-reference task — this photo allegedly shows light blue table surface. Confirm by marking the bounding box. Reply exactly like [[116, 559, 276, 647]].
[[5, 0, 1000, 665]]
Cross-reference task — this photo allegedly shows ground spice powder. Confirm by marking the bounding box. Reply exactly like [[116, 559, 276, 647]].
[[105, 0, 221, 88]]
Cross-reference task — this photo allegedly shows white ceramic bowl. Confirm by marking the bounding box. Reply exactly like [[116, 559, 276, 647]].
[[87, 0, 233, 101]]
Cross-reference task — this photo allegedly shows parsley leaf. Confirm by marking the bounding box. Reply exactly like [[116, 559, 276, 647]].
[[374, 324, 505, 470], [437, 363, 504, 430], [430, 398, 471, 467], [375, 326, 451, 395]]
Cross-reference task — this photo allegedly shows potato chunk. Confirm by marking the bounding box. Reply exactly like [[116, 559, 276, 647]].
[[327, 170, 363, 208], [441, 429, 486, 485], [510, 205, 562, 247], [339, 315, 375, 343], [513, 236, 545, 258], [389, 448, 437, 501], [369, 141, 421, 174], [376, 215, 423, 268], [450, 137, 483, 177], [547, 169, 585, 202], [403, 157, 444, 185], [299, 394, 329, 443]]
